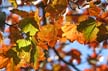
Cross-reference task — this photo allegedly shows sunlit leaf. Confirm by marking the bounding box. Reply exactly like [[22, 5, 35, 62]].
[[22, 23, 38, 36], [37, 24, 57, 47], [16, 39, 31, 49], [8, 0, 17, 8], [18, 50, 30, 68], [62, 22, 78, 42], [77, 17, 99, 42]]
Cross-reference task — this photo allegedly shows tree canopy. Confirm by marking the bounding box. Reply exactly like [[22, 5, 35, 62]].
[[0, 0, 108, 71]]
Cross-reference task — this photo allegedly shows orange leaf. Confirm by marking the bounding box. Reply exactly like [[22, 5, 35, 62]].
[[88, 6, 101, 17], [62, 23, 78, 42], [48, 39, 57, 48], [0, 56, 9, 69], [38, 41, 48, 50]]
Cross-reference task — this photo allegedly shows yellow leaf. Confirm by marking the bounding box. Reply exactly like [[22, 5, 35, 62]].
[[37, 24, 57, 42], [62, 23, 78, 42], [78, 15, 88, 22], [8, 0, 17, 8]]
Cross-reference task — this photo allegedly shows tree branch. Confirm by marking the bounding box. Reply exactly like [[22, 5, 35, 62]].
[[53, 47, 80, 71]]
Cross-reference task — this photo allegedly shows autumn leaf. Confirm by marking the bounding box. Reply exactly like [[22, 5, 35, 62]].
[[62, 22, 78, 42], [66, 49, 81, 64], [37, 24, 57, 47], [16, 39, 31, 49], [6, 58, 16, 71], [0, 32, 3, 44], [88, 41, 99, 48], [88, 5, 101, 17], [9, 25, 23, 44], [0, 56, 9, 69], [45, 0, 67, 17], [8, 0, 17, 8], [30, 37, 45, 70], [0, 12, 6, 31], [10, 9, 35, 18], [38, 41, 48, 50], [78, 15, 89, 22], [22, 23, 38, 36], [19, 17, 38, 29], [77, 17, 99, 42], [6, 49, 20, 65], [18, 50, 30, 67], [97, 24, 108, 42], [87, 52, 98, 65]]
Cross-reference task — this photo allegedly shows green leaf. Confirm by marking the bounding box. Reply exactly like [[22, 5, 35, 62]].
[[77, 17, 99, 42], [84, 24, 99, 42], [19, 17, 39, 29], [77, 17, 95, 32], [22, 23, 38, 36], [16, 39, 31, 49]]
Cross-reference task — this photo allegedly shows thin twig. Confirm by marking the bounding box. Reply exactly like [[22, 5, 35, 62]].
[[53, 47, 80, 71]]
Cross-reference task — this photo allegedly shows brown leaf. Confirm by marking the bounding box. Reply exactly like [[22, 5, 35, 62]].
[[0, 32, 3, 44], [66, 49, 81, 64], [103, 40, 108, 48]]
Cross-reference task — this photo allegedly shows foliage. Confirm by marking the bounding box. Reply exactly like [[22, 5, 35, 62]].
[[0, 0, 108, 71]]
